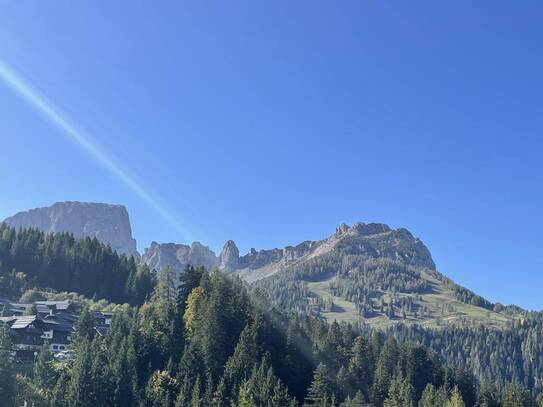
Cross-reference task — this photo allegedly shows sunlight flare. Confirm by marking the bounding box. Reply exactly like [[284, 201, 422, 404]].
[[0, 59, 191, 241]]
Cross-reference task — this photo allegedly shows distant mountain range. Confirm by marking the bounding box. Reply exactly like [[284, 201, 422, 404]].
[[2, 201, 517, 328]]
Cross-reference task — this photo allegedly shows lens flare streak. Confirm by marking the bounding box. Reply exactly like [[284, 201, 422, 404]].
[[0, 59, 191, 241]]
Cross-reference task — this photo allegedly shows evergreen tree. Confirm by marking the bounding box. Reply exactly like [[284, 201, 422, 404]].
[[372, 337, 399, 406], [154, 266, 177, 304], [73, 306, 96, 341], [14, 374, 49, 407], [190, 375, 202, 407], [478, 380, 500, 407], [447, 386, 466, 407], [305, 363, 334, 406], [67, 340, 95, 407], [178, 265, 204, 313], [383, 375, 414, 407], [50, 371, 70, 407], [501, 383, 537, 407], [341, 391, 366, 407], [112, 339, 139, 406], [0, 324, 15, 405], [33, 341, 58, 389], [348, 336, 373, 400], [234, 379, 256, 407], [144, 370, 177, 407], [336, 365, 350, 399], [453, 367, 477, 407]]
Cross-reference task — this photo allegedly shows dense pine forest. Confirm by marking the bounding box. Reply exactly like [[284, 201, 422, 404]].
[[2, 265, 541, 407], [0, 223, 154, 305], [1, 225, 543, 406], [380, 319, 543, 395]]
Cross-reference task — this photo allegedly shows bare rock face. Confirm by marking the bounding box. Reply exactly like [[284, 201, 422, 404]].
[[335, 223, 350, 236], [334, 223, 435, 269], [235, 221, 436, 282], [3, 202, 139, 259], [142, 241, 218, 280], [218, 240, 239, 272], [190, 242, 218, 270]]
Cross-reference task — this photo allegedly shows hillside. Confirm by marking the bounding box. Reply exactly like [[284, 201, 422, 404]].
[[4, 266, 538, 407], [246, 222, 510, 329]]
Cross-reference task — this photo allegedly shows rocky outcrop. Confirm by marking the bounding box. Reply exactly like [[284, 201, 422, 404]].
[[235, 221, 436, 282], [3, 202, 139, 258], [218, 240, 239, 272], [142, 241, 217, 279], [334, 223, 435, 270], [190, 242, 218, 270]]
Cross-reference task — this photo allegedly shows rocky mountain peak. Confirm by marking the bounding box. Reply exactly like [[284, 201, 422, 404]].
[[141, 241, 217, 274], [218, 240, 240, 272], [3, 201, 139, 259], [350, 221, 391, 236], [335, 223, 350, 236], [189, 242, 216, 268]]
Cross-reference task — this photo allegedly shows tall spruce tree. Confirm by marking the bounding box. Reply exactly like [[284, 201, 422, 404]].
[[67, 340, 95, 407], [33, 341, 58, 389], [446, 386, 466, 407], [305, 363, 334, 406], [383, 375, 414, 407], [0, 324, 15, 405]]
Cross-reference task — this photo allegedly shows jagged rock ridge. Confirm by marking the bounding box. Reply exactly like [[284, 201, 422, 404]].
[[218, 240, 240, 272], [234, 221, 435, 282], [3, 202, 139, 259], [140, 221, 434, 283], [142, 241, 218, 281]]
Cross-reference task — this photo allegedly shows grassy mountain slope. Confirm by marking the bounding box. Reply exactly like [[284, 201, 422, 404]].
[[247, 222, 513, 329]]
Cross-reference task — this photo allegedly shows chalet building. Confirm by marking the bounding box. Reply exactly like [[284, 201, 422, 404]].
[[0, 298, 113, 361], [35, 300, 75, 316], [0, 300, 29, 317], [92, 310, 114, 336], [1, 315, 49, 361]]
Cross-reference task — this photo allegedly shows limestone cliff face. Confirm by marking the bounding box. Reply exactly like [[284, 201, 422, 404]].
[[3, 202, 139, 259], [218, 240, 239, 272], [141, 241, 217, 277]]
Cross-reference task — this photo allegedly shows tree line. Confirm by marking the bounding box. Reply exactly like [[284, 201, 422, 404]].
[[378, 317, 543, 396], [1, 266, 541, 406], [0, 223, 154, 305]]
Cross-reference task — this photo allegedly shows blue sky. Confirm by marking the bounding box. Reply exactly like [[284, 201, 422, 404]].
[[0, 1, 542, 309]]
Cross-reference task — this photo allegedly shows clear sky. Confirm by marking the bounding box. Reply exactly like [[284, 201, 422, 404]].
[[0, 1, 542, 309]]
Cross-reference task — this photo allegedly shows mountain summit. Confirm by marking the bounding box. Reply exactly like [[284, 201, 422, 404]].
[[3, 201, 139, 259]]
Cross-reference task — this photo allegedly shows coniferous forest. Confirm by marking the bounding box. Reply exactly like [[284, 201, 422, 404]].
[[1, 225, 542, 406], [2, 265, 541, 407], [0, 223, 154, 305]]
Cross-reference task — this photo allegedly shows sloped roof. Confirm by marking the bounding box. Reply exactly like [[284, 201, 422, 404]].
[[43, 315, 73, 332], [0, 316, 17, 325], [92, 310, 114, 318], [11, 315, 38, 329], [35, 300, 71, 310]]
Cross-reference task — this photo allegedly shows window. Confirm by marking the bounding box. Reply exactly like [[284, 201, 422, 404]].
[[53, 345, 58, 350]]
